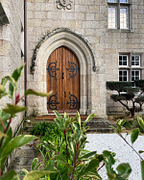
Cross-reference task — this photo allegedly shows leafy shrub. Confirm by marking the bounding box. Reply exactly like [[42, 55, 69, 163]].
[[0, 65, 53, 180]]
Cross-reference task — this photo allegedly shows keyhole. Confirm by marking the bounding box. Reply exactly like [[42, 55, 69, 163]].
[[62, 72, 64, 79]]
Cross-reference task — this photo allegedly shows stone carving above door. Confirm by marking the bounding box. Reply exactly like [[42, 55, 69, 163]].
[[56, 0, 73, 10]]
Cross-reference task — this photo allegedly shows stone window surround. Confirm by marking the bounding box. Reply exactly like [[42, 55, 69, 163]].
[[119, 53, 143, 82], [31, 29, 96, 115], [107, 0, 131, 30]]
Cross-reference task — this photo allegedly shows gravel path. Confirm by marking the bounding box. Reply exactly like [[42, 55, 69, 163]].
[[85, 133, 144, 180]]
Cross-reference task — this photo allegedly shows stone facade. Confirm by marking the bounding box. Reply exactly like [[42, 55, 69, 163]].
[[26, 0, 144, 118], [1, 0, 144, 123], [0, 0, 24, 133]]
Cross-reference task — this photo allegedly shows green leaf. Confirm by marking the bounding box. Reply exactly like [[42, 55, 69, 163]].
[[116, 163, 132, 178], [1, 75, 17, 100], [0, 127, 12, 157], [54, 154, 67, 164], [131, 128, 139, 144], [139, 151, 144, 154], [31, 158, 39, 170], [116, 119, 125, 132], [103, 150, 116, 175], [53, 111, 63, 128], [3, 104, 27, 115], [0, 135, 37, 168], [141, 160, 144, 180], [0, 85, 7, 99], [0, 131, 7, 139], [80, 151, 97, 160], [0, 109, 11, 122], [137, 116, 144, 131], [23, 170, 55, 180], [20, 169, 28, 177], [77, 111, 81, 130], [83, 114, 96, 127], [8, 65, 25, 99], [0, 170, 20, 180], [1, 75, 17, 88], [77, 159, 99, 178], [25, 89, 52, 97]]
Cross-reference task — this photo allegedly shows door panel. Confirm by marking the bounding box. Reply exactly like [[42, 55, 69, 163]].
[[47, 46, 80, 112]]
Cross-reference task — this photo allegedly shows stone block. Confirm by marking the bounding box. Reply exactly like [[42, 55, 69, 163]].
[[86, 13, 95, 20], [82, 21, 99, 29]]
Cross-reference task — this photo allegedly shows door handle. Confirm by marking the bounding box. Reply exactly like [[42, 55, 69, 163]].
[[64, 91, 66, 97], [62, 72, 64, 79]]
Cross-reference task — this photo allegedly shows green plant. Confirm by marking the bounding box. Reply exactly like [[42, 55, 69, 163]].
[[111, 117, 144, 180], [106, 81, 144, 117], [31, 120, 63, 141], [36, 111, 132, 180], [0, 65, 55, 180], [123, 115, 144, 133]]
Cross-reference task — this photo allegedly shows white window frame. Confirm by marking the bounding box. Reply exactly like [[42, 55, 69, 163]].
[[131, 55, 140, 67], [119, 70, 128, 81], [119, 54, 141, 82], [119, 55, 128, 67], [131, 70, 140, 81]]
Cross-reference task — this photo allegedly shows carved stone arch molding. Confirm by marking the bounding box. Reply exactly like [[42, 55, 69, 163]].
[[31, 28, 97, 115]]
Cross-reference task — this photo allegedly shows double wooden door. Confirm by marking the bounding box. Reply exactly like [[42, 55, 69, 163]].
[[46, 46, 80, 112]]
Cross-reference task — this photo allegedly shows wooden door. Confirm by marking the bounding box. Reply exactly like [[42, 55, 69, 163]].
[[46, 46, 80, 113]]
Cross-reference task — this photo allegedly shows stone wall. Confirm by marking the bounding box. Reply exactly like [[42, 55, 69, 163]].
[[0, 0, 24, 133], [27, 0, 144, 117], [105, 0, 144, 114]]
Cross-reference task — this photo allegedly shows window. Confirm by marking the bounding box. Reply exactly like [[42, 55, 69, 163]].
[[119, 54, 141, 83], [119, 70, 128, 81], [108, 0, 130, 29]]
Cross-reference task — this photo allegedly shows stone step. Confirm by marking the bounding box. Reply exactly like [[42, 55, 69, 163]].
[[23, 118, 117, 134], [9, 141, 36, 180]]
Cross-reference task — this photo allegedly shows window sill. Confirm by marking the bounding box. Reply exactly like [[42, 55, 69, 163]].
[[107, 29, 133, 33]]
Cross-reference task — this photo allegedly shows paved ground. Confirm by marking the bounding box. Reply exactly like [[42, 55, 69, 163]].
[[86, 133, 144, 180]]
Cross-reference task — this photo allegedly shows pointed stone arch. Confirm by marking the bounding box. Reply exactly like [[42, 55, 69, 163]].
[[31, 28, 96, 115]]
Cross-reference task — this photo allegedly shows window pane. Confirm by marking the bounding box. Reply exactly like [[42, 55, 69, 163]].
[[131, 70, 140, 80], [131, 70, 140, 86], [119, 70, 128, 81], [108, 6, 117, 28], [120, 0, 128, 2], [108, 0, 117, 2], [120, 7, 128, 29], [119, 55, 128, 66], [131, 55, 140, 66]]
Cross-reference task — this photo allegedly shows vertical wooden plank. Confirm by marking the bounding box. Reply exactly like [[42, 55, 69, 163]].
[[47, 46, 80, 112]]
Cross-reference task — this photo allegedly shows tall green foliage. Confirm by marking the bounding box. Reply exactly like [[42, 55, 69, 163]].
[[0, 65, 54, 180], [33, 111, 132, 180]]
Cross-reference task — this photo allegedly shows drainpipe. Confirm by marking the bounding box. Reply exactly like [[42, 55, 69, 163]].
[[24, 0, 27, 117]]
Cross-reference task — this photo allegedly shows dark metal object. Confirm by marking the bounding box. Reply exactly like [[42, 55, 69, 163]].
[[0, 3, 9, 26], [47, 92, 60, 110], [47, 62, 59, 80], [62, 72, 64, 79], [67, 92, 79, 110], [24, 0, 27, 116], [66, 62, 79, 81]]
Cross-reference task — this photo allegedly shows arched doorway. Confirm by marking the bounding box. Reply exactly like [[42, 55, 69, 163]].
[[30, 29, 98, 116], [46, 46, 80, 113]]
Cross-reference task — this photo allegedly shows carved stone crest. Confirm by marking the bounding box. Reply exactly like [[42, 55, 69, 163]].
[[56, 0, 73, 10]]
